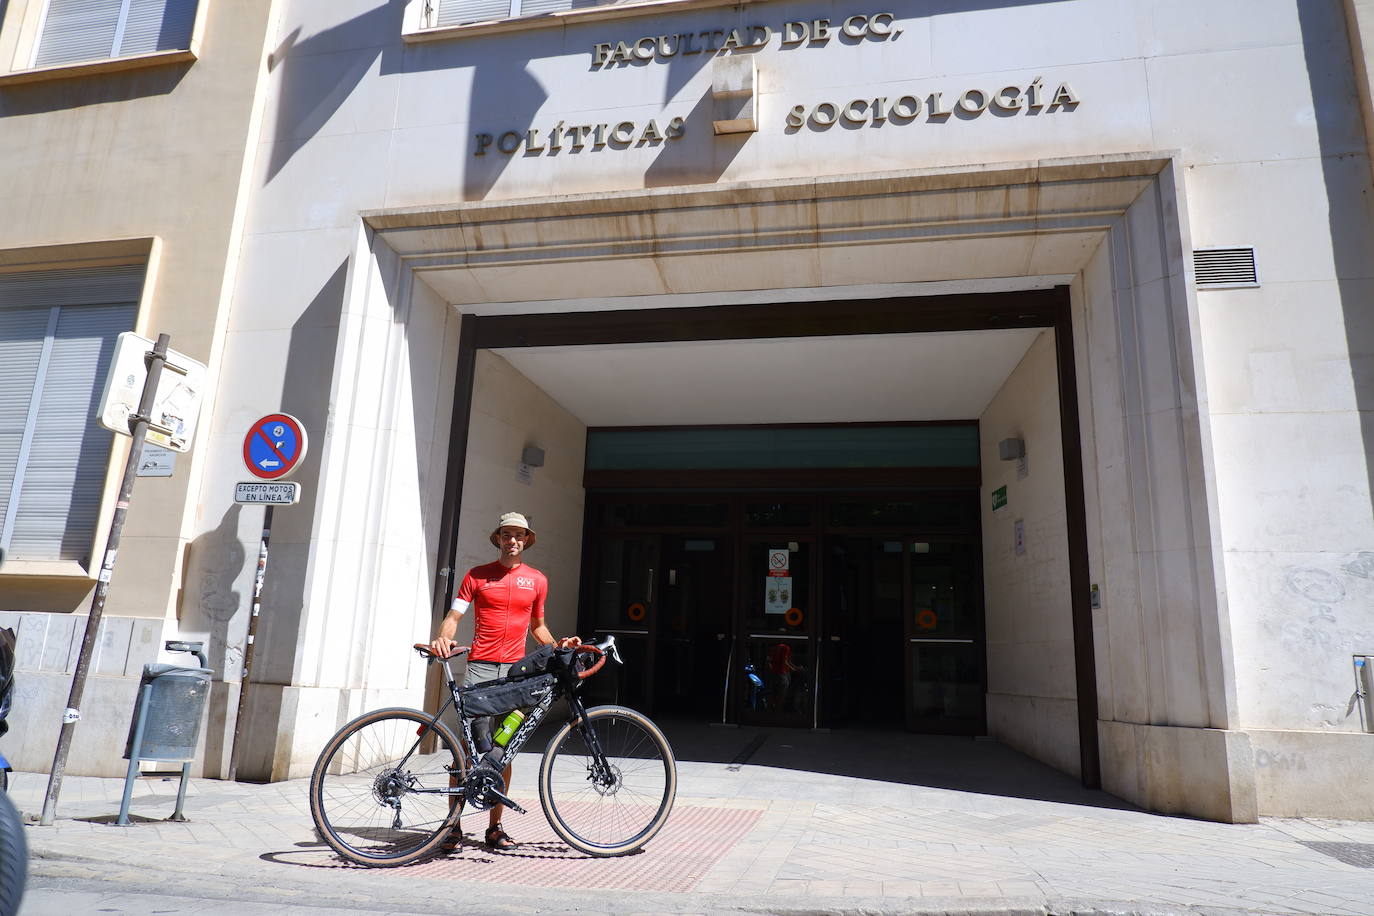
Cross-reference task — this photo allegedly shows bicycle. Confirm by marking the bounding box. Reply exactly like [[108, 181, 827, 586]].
[[308, 635, 676, 867]]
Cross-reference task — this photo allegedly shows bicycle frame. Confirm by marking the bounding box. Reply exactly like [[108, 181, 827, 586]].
[[396, 643, 613, 803]]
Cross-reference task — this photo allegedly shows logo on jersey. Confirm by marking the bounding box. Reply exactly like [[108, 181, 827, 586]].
[[516, 576, 536, 589]]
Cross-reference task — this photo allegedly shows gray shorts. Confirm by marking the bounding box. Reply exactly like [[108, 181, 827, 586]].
[[463, 659, 514, 687]]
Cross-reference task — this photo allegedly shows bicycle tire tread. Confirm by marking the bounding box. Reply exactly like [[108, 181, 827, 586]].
[[0, 790, 27, 916]]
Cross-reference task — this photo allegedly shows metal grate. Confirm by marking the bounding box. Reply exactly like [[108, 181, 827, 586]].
[[1299, 841, 1374, 868], [1193, 246, 1259, 288]]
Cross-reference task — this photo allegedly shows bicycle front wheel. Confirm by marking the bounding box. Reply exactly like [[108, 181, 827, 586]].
[[538, 705, 676, 856], [309, 707, 466, 867]]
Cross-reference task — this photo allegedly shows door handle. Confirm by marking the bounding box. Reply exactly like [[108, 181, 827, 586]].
[[646, 567, 654, 604]]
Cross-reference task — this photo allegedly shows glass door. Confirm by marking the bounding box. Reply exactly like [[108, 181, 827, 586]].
[[906, 539, 985, 733], [822, 535, 906, 728], [738, 538, 815, 727], [654, 535, 734, 719], [586, 535, 659, 712]]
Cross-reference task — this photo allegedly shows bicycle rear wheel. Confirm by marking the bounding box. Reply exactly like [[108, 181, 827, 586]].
[[538, 704, 676, 856], [309, 707, 465, 867]]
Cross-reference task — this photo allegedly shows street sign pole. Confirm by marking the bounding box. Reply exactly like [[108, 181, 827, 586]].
[[227, 506, 271, 782], [39, 334, 171, 826], [227, 413, 307, 781]]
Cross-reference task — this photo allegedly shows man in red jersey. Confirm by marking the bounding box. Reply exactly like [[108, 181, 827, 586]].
[[430, 511, 577, 850]]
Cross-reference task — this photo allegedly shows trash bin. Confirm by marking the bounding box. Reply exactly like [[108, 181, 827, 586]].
[[123, 664, 212, 763], [116, 650, 212, 826]]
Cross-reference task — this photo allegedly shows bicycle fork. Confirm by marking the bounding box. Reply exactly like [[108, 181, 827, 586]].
[[572, 705, 616, 788]]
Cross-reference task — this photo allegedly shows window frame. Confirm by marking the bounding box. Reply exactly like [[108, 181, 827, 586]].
[[0, 0, 205, 86], [402, 0, 754, 42], [0, 239, 155, 580]]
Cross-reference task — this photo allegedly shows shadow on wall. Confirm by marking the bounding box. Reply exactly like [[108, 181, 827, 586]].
[[180, 502, 244, 776], [181, 503, 246, 678], [246, 261, 347, 688], [0, 62, 191, 117], [1297, 7, 1374, 579], [262, 0, 1075, 198]]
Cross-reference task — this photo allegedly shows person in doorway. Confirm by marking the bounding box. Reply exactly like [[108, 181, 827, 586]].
[[429, 511, 579, 850], [767, 641, 800, 713]]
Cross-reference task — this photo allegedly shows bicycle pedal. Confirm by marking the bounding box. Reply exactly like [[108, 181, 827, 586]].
[[490, 789, 527, 815]]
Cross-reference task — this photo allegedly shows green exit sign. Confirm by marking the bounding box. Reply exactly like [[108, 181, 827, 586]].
[[991, 485, 1008, 511]]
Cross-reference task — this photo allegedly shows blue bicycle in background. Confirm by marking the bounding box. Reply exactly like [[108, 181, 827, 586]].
[[1, 624, 14, 791]]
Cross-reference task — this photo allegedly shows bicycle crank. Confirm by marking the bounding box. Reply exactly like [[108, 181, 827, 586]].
[[462, 764, 527, 814]]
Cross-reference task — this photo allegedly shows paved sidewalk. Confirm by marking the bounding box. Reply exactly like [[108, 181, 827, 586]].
[[9, 725, 1374, 915]]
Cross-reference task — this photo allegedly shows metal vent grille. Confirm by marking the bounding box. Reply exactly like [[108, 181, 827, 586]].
[[1193, 247, 1259, 289]]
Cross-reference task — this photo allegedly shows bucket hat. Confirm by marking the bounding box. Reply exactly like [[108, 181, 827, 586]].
[[490, 511, 536, 549]]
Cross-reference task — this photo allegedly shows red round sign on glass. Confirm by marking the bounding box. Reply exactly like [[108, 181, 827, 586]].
[[243, 414, 308, 480]]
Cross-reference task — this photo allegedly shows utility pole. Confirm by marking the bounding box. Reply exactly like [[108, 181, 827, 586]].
[[39, 334, 170, 826]]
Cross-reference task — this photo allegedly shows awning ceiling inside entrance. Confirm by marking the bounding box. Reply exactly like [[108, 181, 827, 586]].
[[493, 327, 1042, 426]]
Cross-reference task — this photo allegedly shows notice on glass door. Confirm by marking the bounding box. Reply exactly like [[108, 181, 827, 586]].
[[766, 547, 790, 614], [766, 577, 792, 614]]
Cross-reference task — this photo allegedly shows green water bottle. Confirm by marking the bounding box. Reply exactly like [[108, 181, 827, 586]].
[[493, 709, 524, 746]]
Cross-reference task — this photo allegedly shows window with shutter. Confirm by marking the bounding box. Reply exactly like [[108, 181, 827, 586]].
[[435, 0, 513, 27], [0, 266, 140, 565], [433, 0, 610, 27], [33, 0, 198, 68]]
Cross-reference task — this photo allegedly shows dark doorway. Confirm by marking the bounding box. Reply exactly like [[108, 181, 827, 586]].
[[580, 488, 984, 734]]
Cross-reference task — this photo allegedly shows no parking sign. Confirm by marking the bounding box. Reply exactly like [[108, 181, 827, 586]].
[[243, 414, 308, 480]]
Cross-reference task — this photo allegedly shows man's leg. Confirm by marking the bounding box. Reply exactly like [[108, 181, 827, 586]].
[[482, 761, 515, 849], [447, 660, 498, 850]]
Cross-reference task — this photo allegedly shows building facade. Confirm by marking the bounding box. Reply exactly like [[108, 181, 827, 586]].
[[2, 0, 1372, 823]]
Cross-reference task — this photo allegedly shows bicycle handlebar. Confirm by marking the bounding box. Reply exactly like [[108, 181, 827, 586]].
[[412, 635, 622, 677], [570, 644, 606, 680]]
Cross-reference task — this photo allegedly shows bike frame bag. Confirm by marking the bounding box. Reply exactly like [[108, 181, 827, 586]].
[[462, 672, 556, 717]]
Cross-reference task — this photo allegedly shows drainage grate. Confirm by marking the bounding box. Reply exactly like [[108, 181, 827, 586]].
[[1299, 841, 1374, 868], [1193, 246, 1259, 288]]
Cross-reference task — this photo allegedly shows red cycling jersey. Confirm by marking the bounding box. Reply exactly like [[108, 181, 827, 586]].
[[457, 561, 548, 663]]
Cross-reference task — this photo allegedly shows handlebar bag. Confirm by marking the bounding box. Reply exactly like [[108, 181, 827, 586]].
[[511, 644, 587, 686], [462, 672, 556, 717], [509, 644, 556, 679]]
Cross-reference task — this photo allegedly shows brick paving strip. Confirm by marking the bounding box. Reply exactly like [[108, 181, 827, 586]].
[[398, 799, 762, 891]]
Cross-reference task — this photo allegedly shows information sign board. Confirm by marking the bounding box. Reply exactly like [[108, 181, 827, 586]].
[[136, 444, 176, 477], [991, 485, 1008, 512], [97, 332, 207, 452], [234, 482, 302, 505]]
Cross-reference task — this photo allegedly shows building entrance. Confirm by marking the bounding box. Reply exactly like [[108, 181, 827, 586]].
[[578, 490, 984, 734]]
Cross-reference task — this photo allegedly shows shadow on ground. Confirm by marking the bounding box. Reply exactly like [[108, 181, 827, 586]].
[[651, 717, 1140, 812]]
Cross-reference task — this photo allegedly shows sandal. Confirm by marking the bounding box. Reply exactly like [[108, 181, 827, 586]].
[[484, 822, 515, 850], [439, 797, 464, 851]]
